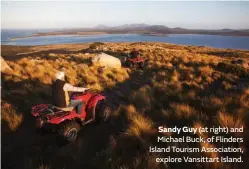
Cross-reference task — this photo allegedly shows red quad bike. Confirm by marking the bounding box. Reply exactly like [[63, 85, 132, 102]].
[[124, 50, 145, 69], [31, 90, 111, 143]]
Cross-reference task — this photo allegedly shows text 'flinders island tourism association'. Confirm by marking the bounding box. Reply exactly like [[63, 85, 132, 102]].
[[148, 126, 244, 163]]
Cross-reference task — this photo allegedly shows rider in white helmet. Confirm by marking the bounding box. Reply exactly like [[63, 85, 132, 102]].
[[52, 71, 89, 113]]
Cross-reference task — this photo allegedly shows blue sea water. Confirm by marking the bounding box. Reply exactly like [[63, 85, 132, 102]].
[[1, 29, 249, 50]]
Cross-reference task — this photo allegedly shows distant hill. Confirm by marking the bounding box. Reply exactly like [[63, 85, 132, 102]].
[[89, 24, 249, 36], [116, 24, 150, 29], [94, 24, 111, 29], [13, 24, 249, 38]]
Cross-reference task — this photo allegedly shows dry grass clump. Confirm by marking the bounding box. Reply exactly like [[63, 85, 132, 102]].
[[165, 61, 173, 69], [217, 110, 244, 129], [131, 85, 154, 112], [201, 96, 223, 111], [125, 104, 137, 115], [7, 57, 56, 84], [170, 69, 180, 82], [1, 102, 23, 132], [125, 113, 154, 138], [198, 66, 214, 77], [240, 88, 249, 108], [180, 70, 195, 81], [221, 81, 233, 90], [155, 70, 169, 82], [170, 103, 196, 119]]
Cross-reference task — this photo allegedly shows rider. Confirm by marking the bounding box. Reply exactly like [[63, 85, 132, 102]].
[[130, 49, 139, 59], [52, 71, 89, 114]]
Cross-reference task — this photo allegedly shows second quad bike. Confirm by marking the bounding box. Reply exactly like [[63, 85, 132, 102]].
[[124, 50, 145, 69], [31, 90, 111, 143]]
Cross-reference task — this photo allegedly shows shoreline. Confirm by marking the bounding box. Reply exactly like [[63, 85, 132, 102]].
[[9, 31, 249, 41], [10, 31, 108, 40]]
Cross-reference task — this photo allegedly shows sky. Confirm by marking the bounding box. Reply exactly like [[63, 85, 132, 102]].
[[1, 1, 249, 29]]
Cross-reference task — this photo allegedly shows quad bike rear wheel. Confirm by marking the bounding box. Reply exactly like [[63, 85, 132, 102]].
[[59, 121, 80, 143], [95, 100, 111, 122]]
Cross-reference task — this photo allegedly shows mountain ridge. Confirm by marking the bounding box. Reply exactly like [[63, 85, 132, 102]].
[[92, 23, 249, 32]]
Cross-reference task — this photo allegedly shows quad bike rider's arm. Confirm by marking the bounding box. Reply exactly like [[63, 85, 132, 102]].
[[63, 83, 89, 92], [63, 83, 90, 115]]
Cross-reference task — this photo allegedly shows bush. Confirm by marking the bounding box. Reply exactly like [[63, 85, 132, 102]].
[[89, 42, 105, 49]]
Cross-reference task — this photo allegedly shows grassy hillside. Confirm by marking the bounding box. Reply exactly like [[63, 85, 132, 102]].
[[1, 42, 249, 169]]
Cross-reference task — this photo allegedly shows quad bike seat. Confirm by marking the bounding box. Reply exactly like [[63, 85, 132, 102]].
[[55, 100, 85, 112], [39, 105, 61, 115]]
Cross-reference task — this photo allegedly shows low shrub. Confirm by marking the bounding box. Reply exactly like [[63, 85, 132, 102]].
[[89, 42, 105, 49]]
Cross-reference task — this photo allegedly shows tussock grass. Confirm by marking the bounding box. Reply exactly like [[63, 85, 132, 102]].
[[217, 110, 244, 129], [201, 96, 223, 112], [170, 103, 196, 119], [125, 113, 154, 138], [1, 102, 23, 132], [240, 88, 249, 108], [131, 85, 154, 112]]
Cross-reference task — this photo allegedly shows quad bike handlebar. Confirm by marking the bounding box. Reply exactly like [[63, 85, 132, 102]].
[[86, 88, 99, 93]]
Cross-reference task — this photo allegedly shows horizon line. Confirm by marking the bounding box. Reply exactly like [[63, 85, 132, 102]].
[[2, 23, 249, 31]]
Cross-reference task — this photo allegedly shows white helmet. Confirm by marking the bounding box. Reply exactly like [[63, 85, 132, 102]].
[[55, 71, 65, 80]]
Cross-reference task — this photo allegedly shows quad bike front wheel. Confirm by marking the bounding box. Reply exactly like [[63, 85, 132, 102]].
[[95, 100, 111, 122], [59, 121, 81, 143]]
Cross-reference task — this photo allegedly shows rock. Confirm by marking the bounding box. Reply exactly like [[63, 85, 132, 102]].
[[92, 53, 121, 69]]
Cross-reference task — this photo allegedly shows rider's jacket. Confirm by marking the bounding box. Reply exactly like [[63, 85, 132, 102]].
[[52, 79, 69, 108]]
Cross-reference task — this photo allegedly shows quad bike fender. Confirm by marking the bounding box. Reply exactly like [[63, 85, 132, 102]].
[[136, 57, 144, 63], [48, 111, 78, 124], [87, 94, 106, 120], [31, 104, 51, 117], [31, 104, 80, 125], [128, 57, 144, 63]]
